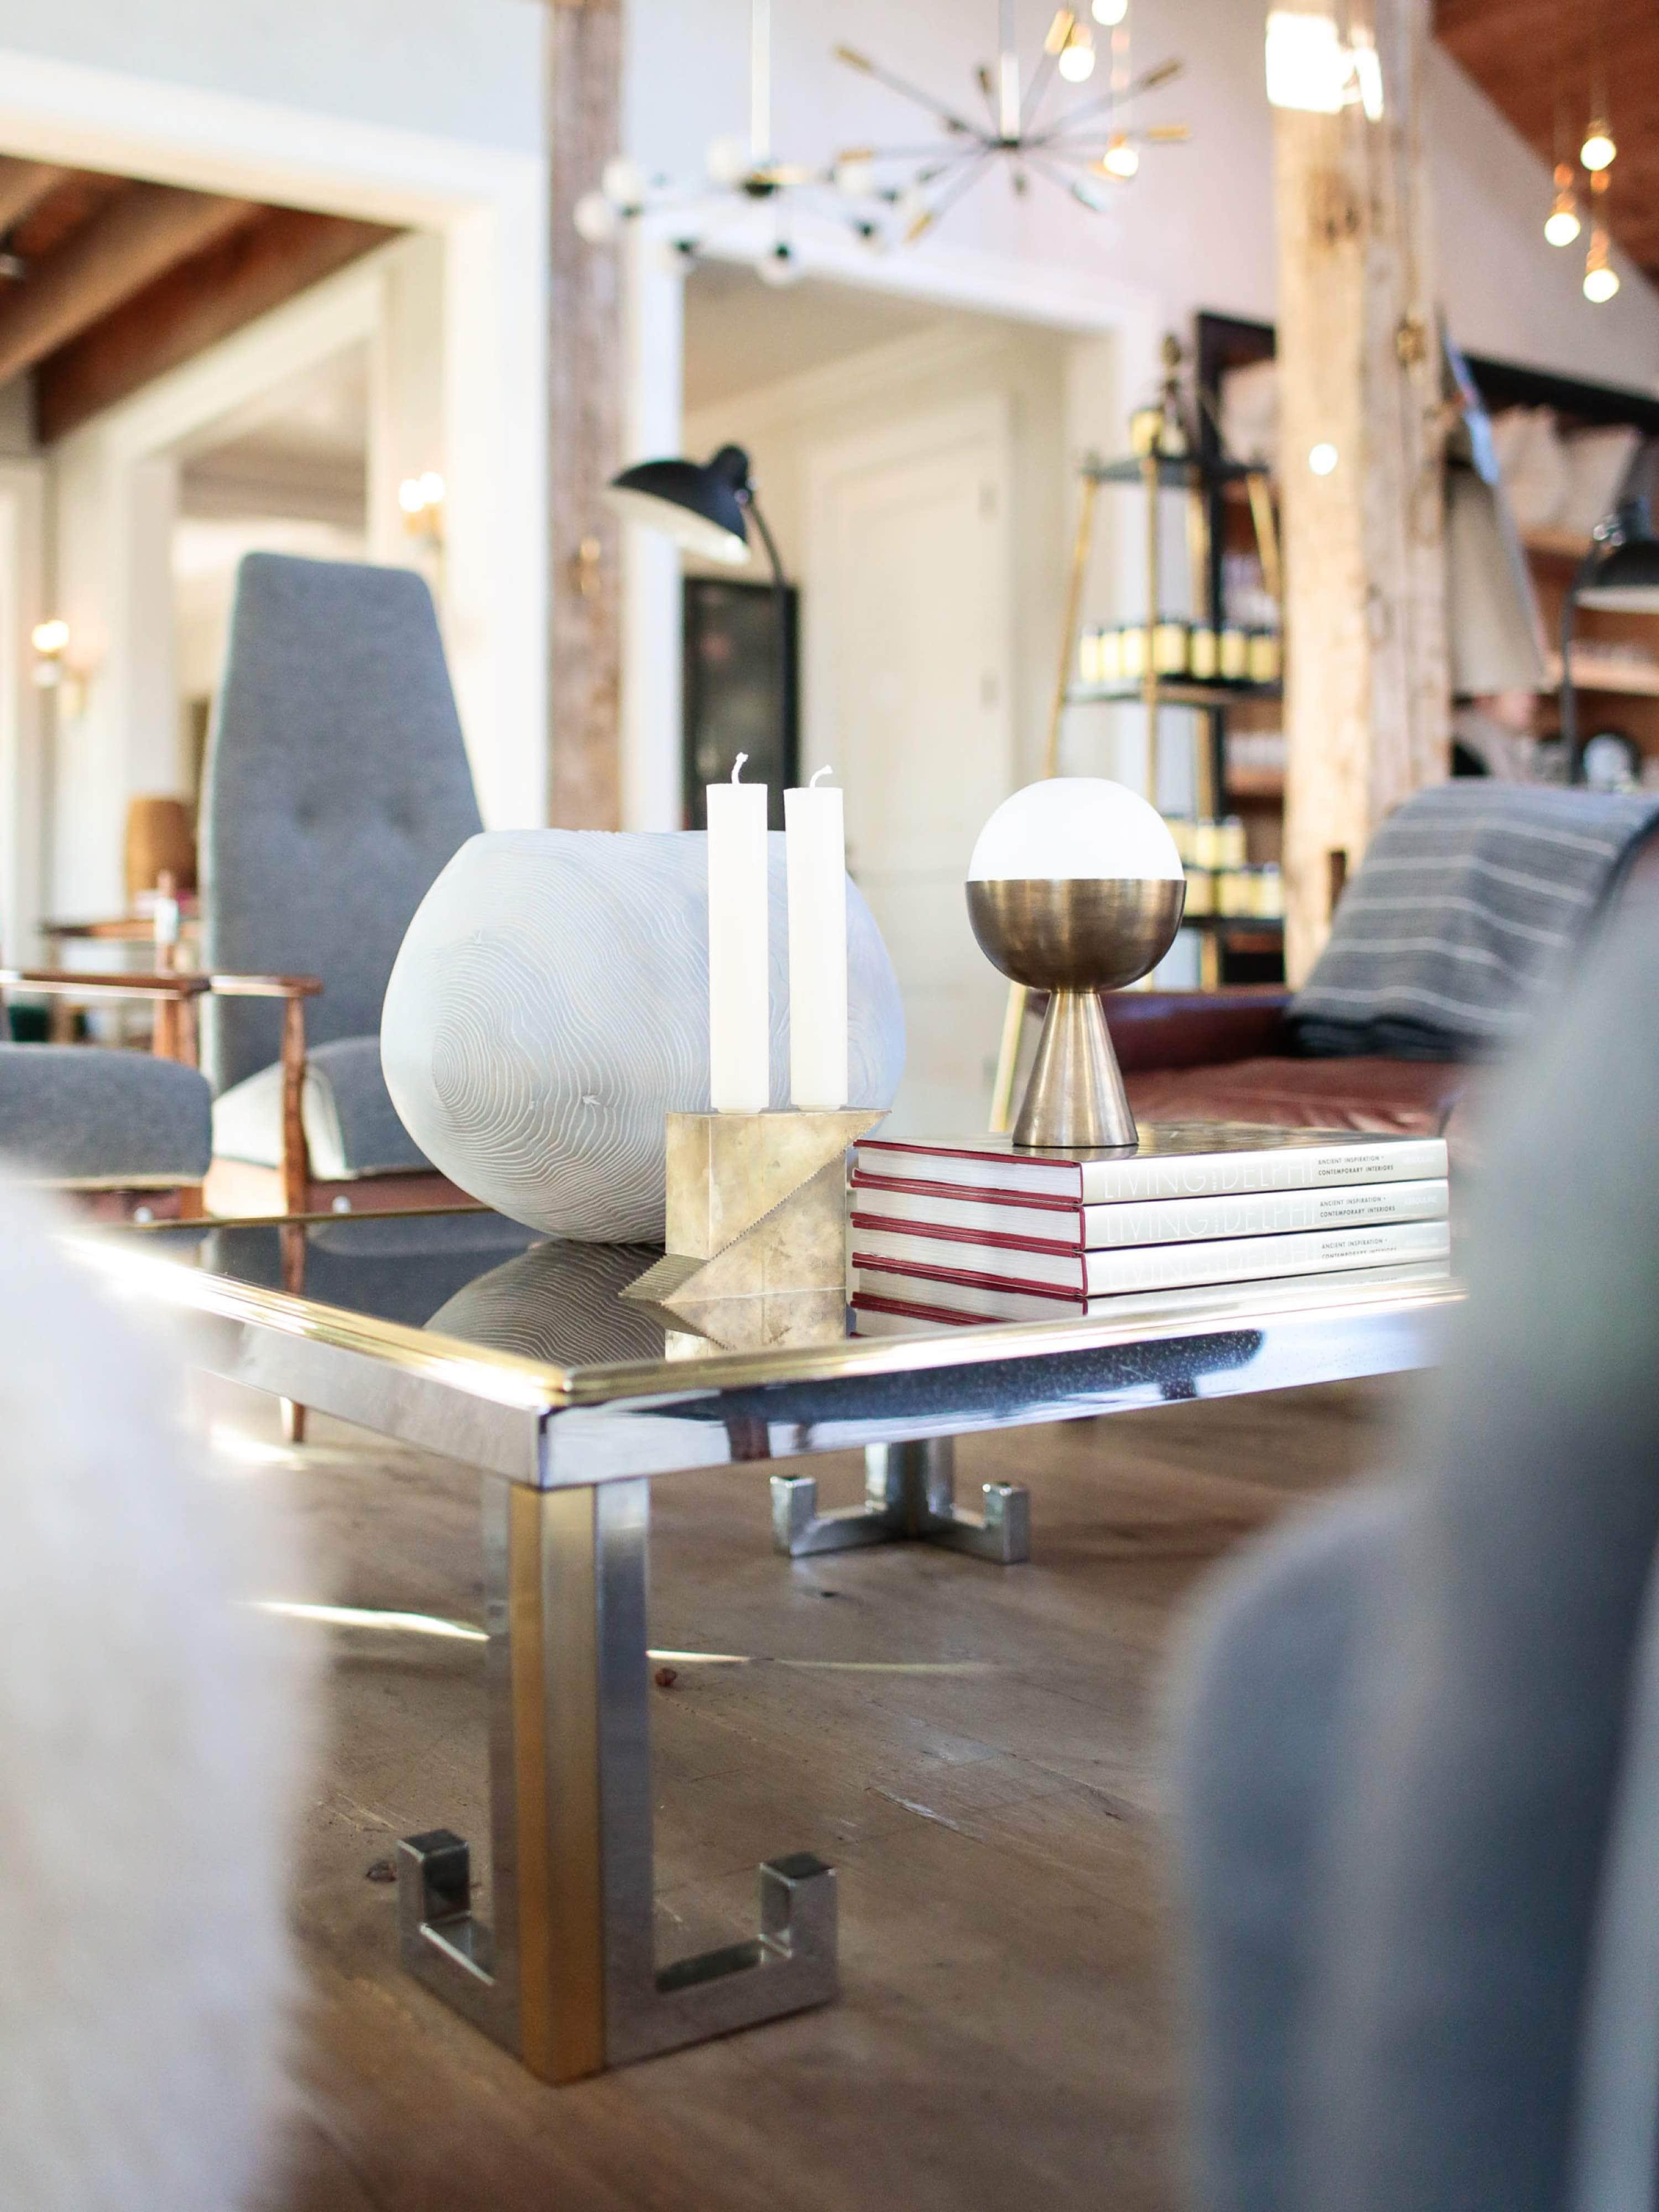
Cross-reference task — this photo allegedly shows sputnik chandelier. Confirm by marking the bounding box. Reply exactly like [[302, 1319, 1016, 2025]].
[[574, 0, 880, 285], [575, 0, 1187, 279], [833, 1, 1190, 239]]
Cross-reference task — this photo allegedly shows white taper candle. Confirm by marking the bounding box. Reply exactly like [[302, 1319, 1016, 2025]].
[[785, 765, 848, 1110], [706, 753, 770, 1113]]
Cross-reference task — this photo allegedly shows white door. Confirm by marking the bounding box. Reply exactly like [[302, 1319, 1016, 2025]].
[[805, 396, 1014, 1134]]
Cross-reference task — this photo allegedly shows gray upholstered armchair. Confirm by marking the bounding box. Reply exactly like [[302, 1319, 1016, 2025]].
[[0, 968, 212, 1219], [1168, 894, 1659, 2212], [199, 552, 486, 1224]]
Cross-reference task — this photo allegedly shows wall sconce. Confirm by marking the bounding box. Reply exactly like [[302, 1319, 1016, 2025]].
[[31, 618, 86, 714], [399, 471, 446, 550]]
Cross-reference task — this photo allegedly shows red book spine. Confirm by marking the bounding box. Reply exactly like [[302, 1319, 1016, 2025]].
[[849, 1168, 1082, 1214]]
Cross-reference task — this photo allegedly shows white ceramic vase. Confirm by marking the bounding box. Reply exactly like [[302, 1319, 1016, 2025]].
[[381, 829, 906, 1241]]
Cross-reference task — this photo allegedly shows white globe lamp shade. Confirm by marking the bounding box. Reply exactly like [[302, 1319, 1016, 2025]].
[[601, 156, 648, 210], [834, 155, 877, 199], [755, 242, 805, 286], [968, 778, 1183, 884], [705, 134, 752, 187], [573, 190, 621, 245]]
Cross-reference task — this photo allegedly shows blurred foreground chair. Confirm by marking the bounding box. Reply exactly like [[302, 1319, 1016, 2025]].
[[200, 552, 486, 1229], [0, 967, 211, 1220], [1168, 898, 1659, 2212], [0, 1173, 304, 2207], [1104, 782, 1659, 1164]]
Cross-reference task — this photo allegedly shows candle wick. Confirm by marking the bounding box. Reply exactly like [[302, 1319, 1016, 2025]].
[[809, 765, 833, 788], [731, 753, 748, 784]]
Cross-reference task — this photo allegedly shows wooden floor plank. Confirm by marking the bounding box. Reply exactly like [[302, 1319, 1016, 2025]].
[[232, 1377, 1406, 2210]]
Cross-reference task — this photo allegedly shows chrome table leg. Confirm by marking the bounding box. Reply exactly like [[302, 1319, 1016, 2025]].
[[771, 1438, 1030, 1565], [398, 1474, 837, 2081]]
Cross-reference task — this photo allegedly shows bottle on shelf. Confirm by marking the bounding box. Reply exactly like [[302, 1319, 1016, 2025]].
[[1152, 619, 1190, 676]]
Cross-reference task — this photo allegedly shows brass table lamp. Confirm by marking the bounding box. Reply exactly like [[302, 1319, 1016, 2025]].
[[966, 779, 1185, 1151]]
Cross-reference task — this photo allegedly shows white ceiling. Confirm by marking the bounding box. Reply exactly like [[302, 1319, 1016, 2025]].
[[682, 262, 954, 412]]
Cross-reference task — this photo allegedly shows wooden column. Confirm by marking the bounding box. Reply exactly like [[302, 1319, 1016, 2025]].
[[547, 0, 625, 828], [1273, 0, 1449, 981]]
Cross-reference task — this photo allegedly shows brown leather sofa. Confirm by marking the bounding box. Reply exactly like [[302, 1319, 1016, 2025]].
[[1092, 813, 1659, 1166], [1102, 840, 1659, 1152], [1105, 989, 1467, 1139]]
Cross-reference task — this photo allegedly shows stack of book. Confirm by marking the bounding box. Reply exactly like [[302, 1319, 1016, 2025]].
[[848, 1124, 1451, 1333]]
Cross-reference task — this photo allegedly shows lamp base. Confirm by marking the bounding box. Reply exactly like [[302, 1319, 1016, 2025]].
[[1011, 988, 1137, 1151]]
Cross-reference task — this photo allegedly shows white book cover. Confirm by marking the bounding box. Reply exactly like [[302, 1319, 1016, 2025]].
[[853, 1123, 1449, 1204], [850, 1259, 1454, 1332], [851, 1178, 1449, 1253], [851, 1216, 1452, 1300]]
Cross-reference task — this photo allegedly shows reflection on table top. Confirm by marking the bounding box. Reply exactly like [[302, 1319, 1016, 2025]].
[[81, 1206, 1465, 1419]]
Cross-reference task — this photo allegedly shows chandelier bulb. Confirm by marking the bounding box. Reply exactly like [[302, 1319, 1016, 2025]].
[[705, 135, 752, 189], [1058, 27, 1095, 81], [573, 189, 622, 245], [1581, 120, 1616, 171], [1584, 229, 1620, 302], [1100, 134, 1140, 178], [1092, 0, 1128, 20], [755, 240, 805, 287], [601, 156, 647, 211], [1545, 169, 1581, 248]]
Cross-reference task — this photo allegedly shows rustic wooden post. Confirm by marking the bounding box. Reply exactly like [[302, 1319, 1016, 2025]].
[[546, 0, 625, 829], [1272, 0, 1449, 982]]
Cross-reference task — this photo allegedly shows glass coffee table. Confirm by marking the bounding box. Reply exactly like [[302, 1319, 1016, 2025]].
[[80, 1211, 1460, 2087]]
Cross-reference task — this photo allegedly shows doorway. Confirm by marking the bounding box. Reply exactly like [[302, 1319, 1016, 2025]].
[[806, 396, 1014, 1133], [675, 264, 1085, 1132]]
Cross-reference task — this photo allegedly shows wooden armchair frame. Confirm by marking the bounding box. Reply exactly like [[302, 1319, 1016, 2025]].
[[197, 973, 482, 1229]]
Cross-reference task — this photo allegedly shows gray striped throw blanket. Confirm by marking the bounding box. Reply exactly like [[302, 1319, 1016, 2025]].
[[1288, 781, 1659, 1060]]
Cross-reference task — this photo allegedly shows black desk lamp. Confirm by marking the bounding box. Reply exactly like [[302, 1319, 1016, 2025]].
[[608, 444, 791, 802], [1561, 495, 1659, 779]]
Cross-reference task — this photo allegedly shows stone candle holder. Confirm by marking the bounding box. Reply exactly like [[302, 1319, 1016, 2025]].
[[622, 1108, 883, 1351]]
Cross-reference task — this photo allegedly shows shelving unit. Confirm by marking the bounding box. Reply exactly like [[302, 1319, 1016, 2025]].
[[1066, 678, 1283, 711], [1188, 319, 1659, 932], [1543, 653, 1659, 699], [988, 429, 1288, 1131], [1050, 450, 1282, 827], [1449, 357, 1659, 760]]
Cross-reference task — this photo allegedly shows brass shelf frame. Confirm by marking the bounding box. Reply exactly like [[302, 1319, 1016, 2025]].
[[989, 447, 1284, 1133]]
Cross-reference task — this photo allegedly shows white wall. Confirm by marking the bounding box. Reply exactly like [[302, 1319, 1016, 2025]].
[[0, 0, 541, 161]]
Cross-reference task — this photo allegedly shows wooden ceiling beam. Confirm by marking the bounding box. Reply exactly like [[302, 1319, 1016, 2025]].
[[0, 182, 257, 388], [35, 206, 397, 444], [0, 158, 72, 236]]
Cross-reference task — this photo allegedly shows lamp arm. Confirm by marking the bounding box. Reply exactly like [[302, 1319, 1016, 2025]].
[[745, 493, 795, 786], [1561, 541, 1600, 785]]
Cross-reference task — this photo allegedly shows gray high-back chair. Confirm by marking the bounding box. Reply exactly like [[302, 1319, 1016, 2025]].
[[1168, 889, 1659, 2212], [200, 552, 484, 1215]]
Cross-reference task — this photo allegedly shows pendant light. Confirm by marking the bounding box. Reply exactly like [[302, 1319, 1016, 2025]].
[[1545, 162, 1580, 247]]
